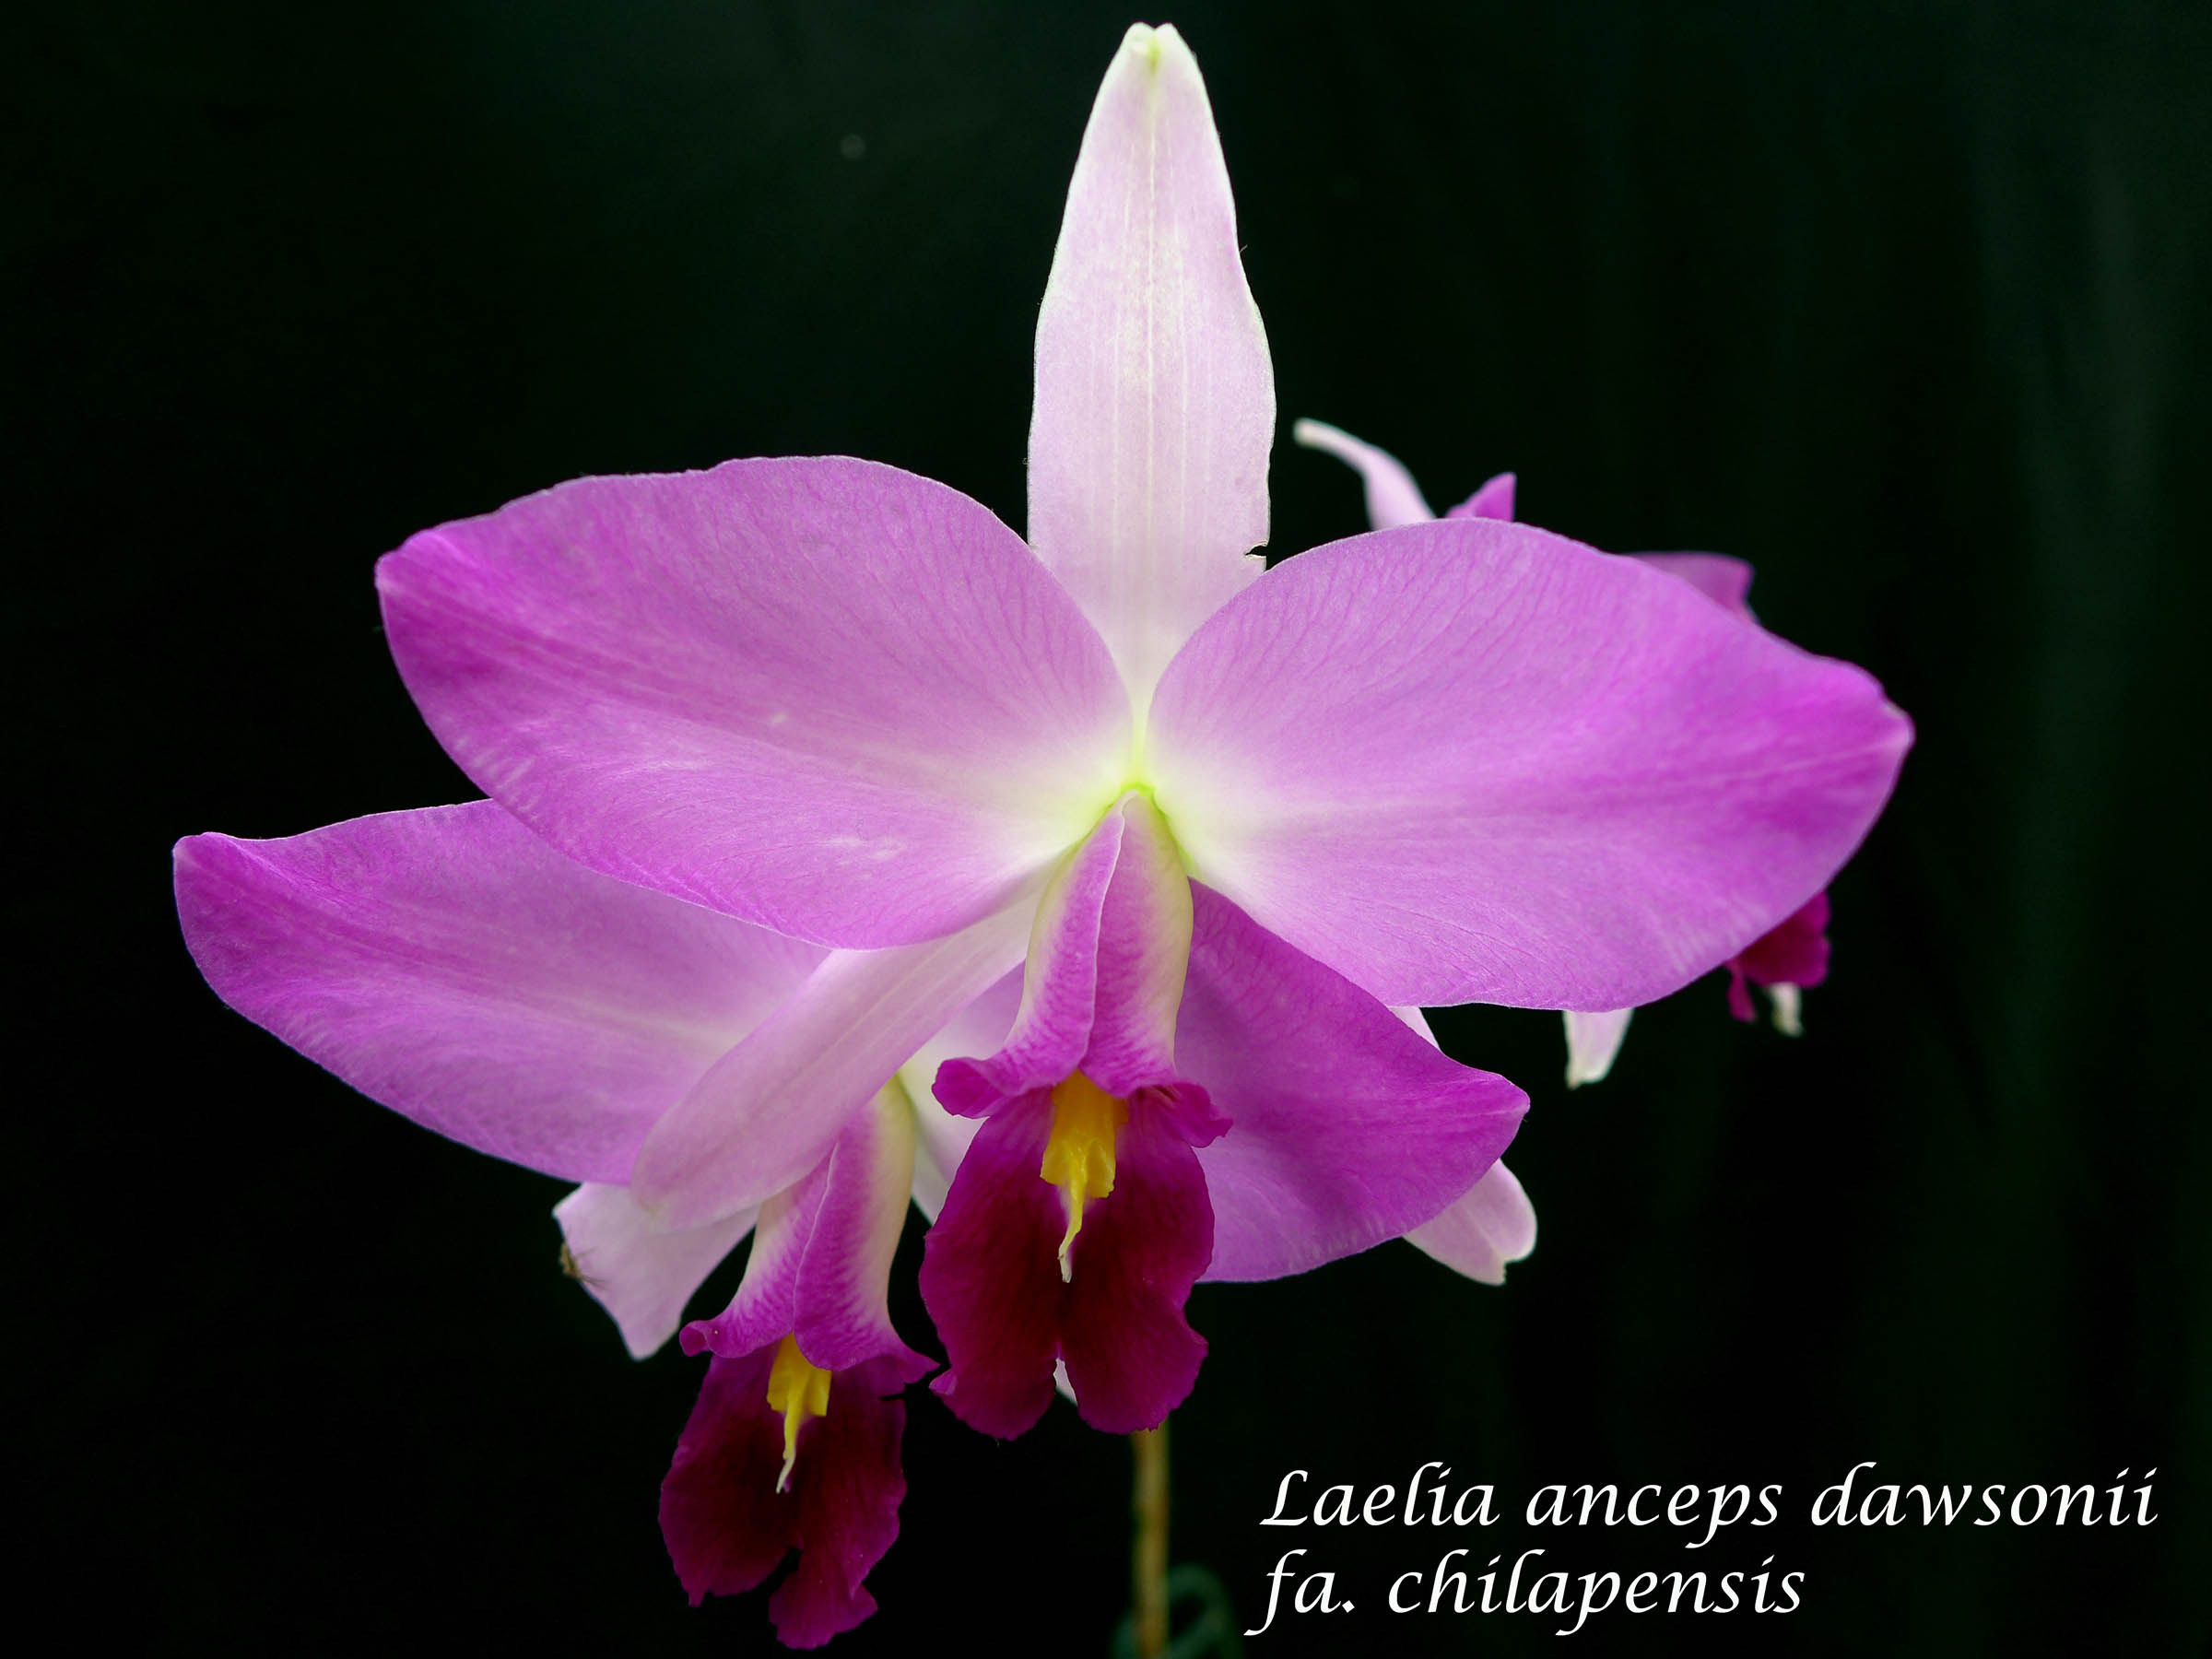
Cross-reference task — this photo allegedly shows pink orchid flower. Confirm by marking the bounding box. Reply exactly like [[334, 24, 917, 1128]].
[[1294, 418, 1852, 1087], [175, 26, 1911, 1638], [175, 801, 941, 1644], [169, 791, 1498, 1641], [651, 1082, 931, 1646], [360, 23, 1904, 1432]]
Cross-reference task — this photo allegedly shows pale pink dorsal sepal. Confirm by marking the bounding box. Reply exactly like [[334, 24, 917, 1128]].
[[1028, 23, 1274, 708]]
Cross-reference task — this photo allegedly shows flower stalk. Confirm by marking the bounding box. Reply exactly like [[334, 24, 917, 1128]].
[[1132, 1421, 1171, 1659]]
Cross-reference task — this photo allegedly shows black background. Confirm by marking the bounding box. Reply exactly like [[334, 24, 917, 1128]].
[[16, 2, 2207, 1653]]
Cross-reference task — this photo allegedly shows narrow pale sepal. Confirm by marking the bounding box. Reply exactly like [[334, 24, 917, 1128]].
[[1563, 1007, 1635, 1088], [1405, 1162, 1537, 1286], [554, 1183, 758, 1360], [1029, 24, 1274, 703], [1291, 418, 1435, 529], [1768, 982, 1805, 1036], [1447, 472, 1517, 521]]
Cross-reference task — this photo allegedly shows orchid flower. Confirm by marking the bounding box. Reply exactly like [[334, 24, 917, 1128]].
[[180, 15, 1909, 1539], [167, 793, 1499, 1643], [173, 801, 947, 1643], [357, 24, 1904, 1434], [651, 1082, 932, 1647], [1294, 418, 1850, 1088]]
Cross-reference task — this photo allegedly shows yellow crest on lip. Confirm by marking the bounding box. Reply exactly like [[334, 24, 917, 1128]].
[[1040, 1073, 1129, 1282], [764, 1335, 831, 1492]]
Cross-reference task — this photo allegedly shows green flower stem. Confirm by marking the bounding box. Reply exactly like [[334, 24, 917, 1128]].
[[1131, 1421, 1171, 1658]]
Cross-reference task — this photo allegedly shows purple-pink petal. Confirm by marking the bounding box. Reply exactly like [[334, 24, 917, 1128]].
[[1631, 550, 1757, 616], [172, 801, 822, 1184], [1447, 472, 1517, 522], [378, 456, 1129, 948], [553, 1183, 758, 1359], [1029, 24, 1273, 700], [1180, 885, 1528, 1280], [660, 1347, 910, 1649], [1735, 891, 1832, 989], [1147, 516, 1913, 1010]]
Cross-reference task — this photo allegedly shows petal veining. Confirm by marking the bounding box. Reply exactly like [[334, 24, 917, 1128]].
[[173, 801, 822, 1184], [1147, 517, 1912, 1009], [379, 457, 1130, 947], [1029, 24, 1274, 707]]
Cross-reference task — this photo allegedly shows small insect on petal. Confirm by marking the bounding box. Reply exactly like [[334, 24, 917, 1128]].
[[558, 1241, 607, 1290]]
